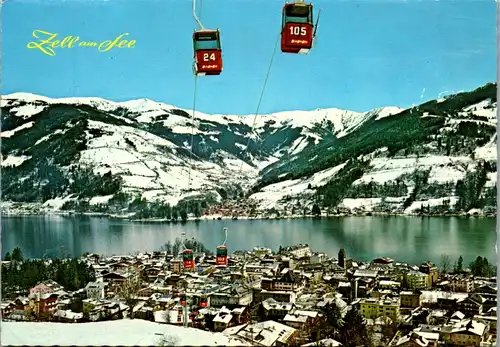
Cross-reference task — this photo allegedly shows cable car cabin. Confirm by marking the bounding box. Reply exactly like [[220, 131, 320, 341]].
[[200, 297, 209, 308], [180, 294, 187, 306], [183, 249, 195, 270], [193, 30, 223, 76], [216, 245, 228, 266], [281, 2, 314, 54]]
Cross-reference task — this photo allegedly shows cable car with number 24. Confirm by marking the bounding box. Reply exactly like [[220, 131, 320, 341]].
[[281, 1, 315, 54], [193, 29, 223, 76]]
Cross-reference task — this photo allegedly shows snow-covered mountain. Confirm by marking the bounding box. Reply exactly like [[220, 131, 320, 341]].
[[1, 82, 497, 215]]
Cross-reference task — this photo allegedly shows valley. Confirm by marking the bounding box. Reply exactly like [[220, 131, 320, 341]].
[[1, 83, 497, 218]]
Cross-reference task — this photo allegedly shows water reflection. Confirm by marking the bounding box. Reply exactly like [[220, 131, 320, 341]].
[[1, 216, 496, 265]]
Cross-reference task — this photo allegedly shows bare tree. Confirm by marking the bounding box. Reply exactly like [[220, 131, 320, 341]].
[[173, 238, 182, 255], [440, 254, 451, 275], [161, 310, 172, 324], [118, 276, 143, 307]]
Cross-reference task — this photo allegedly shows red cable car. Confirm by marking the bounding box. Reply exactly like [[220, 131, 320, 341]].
[[183, 249, 195, 270], [193, 29, 223, 76], [281, 1, 315, 54], [180, 294, 187, 306], [200, 297, 209, 308], [216, 245, 228, 266]]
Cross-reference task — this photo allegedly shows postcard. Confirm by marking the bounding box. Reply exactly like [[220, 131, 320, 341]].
[[1, 0, 497, 346]]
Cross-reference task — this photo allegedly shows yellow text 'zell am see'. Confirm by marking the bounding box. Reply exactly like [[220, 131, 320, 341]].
[[27, 30, 136, 56]]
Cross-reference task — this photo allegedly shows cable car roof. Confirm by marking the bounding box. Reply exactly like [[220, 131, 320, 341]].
[[284, 2, 312, 8], [193, 30, 220, 41]]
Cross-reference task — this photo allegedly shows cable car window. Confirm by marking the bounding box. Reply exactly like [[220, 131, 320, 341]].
[[194, 39, 219, 50], [194, 32, 220, 50], [284, 5, 312, 24], [286, 5, 309, 17]]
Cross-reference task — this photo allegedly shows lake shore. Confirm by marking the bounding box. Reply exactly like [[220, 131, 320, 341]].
[[1, 210, 496, 222]]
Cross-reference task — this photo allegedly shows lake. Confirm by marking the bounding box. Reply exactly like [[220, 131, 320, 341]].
[[1, 215, 497, 266]]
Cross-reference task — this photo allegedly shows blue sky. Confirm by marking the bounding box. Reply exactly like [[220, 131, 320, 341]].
[[2, 0, 496, 114]]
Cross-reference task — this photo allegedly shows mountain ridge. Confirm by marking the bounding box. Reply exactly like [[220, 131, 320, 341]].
[[1, 82, 497, 217]]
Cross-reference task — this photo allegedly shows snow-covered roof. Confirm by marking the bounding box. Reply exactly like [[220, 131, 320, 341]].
[[301, 338, 343, 346]]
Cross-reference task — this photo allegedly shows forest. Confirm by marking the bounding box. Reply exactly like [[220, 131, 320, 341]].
[[1, 247, 96, 298]]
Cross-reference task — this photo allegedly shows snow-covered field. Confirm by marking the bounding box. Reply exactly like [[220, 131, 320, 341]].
[[249, 162, 348, 210], [1, 320, 248, 346], [249, 153, 496, 213]]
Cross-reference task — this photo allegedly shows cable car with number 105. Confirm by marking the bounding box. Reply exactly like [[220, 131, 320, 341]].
[[281, 2, 315, 54], [193, 29, 223, 76]]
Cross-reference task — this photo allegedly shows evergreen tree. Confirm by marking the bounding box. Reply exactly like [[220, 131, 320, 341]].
[[312, 204, 321, 216], [172, 209, 179, 220], [319, 302, 343, 337], [4, 252, 11, 261], [457, 255, 463, 273], [193, 202, 202, 218], [11, 247, 24, 262], [338, 306, 371, 347], [469, 256, 495, 277], [338, 248, 346, 268], [180, 207, 188, 221]]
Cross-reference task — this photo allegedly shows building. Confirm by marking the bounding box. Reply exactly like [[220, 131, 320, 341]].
[[213, 306, 233, 331], [30, 293, 59, 315], [85, 282, 105, 300], [419, 262, 439, 286], [170, 259, 182, 274], [210, 285, 253, 307], [400, 291, 422, 309], [280, 244, 310, 259], [272, 270, 304, 292], [283, 309, 319, 329], [261, 298, 293, 320], [456, 296, 483, 317], [474, 308, 497, 337], [403, 271, 429, 290], [440, 319, 489, 346], [395, 332, 432, 347], [359, 297, 400, 321], [29, 280, 63, 297], [102, 272, 128, 287], [253, 247, 273, 258], [310, 252, 328, 264], [223, 320, 297, 346], [448, 275, 474, 293]]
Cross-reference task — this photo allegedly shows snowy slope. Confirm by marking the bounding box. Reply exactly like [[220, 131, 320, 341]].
[[249, 87, 498, 213], [1, 83, 497, 214], [0, 92, 403, 209], [1, 320, 249, 346]]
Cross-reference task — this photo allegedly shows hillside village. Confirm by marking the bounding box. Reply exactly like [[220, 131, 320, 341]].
[[1, 244, 497, 347]]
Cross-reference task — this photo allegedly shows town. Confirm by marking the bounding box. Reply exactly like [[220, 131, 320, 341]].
[[1, 241, 497, 347]]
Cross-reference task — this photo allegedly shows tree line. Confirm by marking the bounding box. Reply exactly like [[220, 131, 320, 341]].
[[159, 238, 214, 256], [439, 254, 496, 277], [1, 247, 96, 298], [308, 158, 496, 213]]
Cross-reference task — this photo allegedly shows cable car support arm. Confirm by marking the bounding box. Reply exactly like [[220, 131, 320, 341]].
[[313, 8, 321, 39], [222, 227, 228, 246], [193, 0, 204, 30]]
